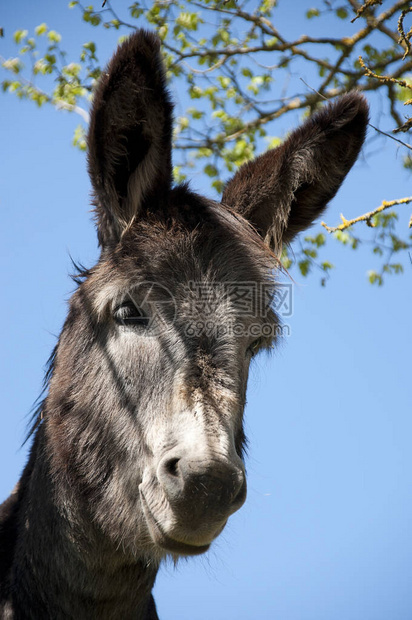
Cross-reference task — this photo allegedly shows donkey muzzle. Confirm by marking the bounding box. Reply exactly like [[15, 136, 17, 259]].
[[140, 451, 246, 555], [158, 452, 246, 526]]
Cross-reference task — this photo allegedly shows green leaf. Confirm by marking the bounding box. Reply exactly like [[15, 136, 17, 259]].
[[189, 85, 202, 99], [212, 179, 224, 194], [281, 255, 292, 269], [44, 53, 57, 66], [187, 107, 204, 120], [218, 76, 231, 89], [176, 12, 200, 31], [63, 62, 81, 77], [2, 58, 23, 74], [48, 30, 62, 43], [204, 164, 218, 177], [336, 7, 348, 19], [241, 68, 253, 78], [33, 60, 47, 75], [35, 23, 48, 36], [333, 230, 351, 245], [222, 0, 237, 9], [303, 248, 317, 259], [13, 30, 28, 44], [321, 261, 333, 271], [83, 41, 96, 54], [177, 116, 189, 130], [73, 124, 87, 151], [306, 8, 320, 19], [266, 137, 281, 149], [173, 166, 187, 183], [298, 259, 311, 276], [197, 147, 213, 158], [158, 25, 168, 40], [305, 233, 326, 247], [368, 270, 383, 285], [130, 3, 144, 19], [83, 10, 101, 26], [260, 0, 277, 14]]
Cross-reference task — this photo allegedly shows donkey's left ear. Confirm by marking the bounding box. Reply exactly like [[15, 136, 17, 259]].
[[221, 93, 368, 251], [88, 31, 173, 247]]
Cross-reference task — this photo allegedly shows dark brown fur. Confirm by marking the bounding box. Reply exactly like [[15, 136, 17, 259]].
[[0, 30, 368, 619]]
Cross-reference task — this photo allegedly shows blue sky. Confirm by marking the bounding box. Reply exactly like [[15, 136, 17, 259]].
[[1, 2, 411, 619]]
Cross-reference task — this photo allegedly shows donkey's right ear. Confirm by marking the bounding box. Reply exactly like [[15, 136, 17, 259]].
[[221, 93, 368, 253], [87, 31, 173, 247]]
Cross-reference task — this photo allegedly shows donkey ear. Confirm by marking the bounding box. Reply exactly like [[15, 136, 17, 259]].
[[221, 93, 368, 251], [88, 30, 173, 247]]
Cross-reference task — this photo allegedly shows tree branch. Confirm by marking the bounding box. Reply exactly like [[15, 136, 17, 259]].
[[351, 0, 383, 23], [321, 197, 412, 232], [398, 6, 412, 59]]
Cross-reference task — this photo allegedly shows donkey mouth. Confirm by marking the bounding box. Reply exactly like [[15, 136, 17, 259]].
[[140, 488, 222, 556]]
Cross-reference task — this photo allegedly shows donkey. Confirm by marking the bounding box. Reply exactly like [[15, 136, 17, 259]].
[[0, 30, 368, 619]]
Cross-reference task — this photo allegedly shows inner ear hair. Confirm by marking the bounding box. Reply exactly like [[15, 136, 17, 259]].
[[87, 31, 174, 248], [221, 92, 369, 251]]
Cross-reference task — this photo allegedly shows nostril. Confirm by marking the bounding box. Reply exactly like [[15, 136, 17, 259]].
[[158, 454, 246, 515], [233, 475, 247, 507], [158, 455, 185, 501], [164, 457, 180, 478]]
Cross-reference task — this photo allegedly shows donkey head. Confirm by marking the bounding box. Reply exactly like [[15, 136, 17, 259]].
[[46, 31, 368, 561]]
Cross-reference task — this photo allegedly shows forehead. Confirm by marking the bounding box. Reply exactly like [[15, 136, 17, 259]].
[[89, 197, 277, 317]]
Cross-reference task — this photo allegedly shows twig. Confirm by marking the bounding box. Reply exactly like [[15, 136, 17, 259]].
[[351, 0, 383, 23], [398, 6, 412, 60], [387, 82, 404, 127], [55, 100, 90, 123], [369, 122, 412, 149], [393, 117, 412, 133], [359, 55, 412, 90], [299, 77, 327, 100], [0, 55, 90, 123], [321, 197, 412, 232], [359, 55, 412, 138], [299, 76, 412, 149]]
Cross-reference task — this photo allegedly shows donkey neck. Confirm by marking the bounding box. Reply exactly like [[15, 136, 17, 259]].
[[7, 427, 159, 620]]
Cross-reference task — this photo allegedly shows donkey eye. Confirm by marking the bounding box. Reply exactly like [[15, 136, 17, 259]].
[[114, 300, 149, 328], [247, 338, 263, 357]]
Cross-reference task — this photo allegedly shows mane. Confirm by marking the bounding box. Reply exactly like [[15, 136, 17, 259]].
[[23, 344, 57, 444], [69, 256, 91, 285], [23, 257, 91, 445]]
